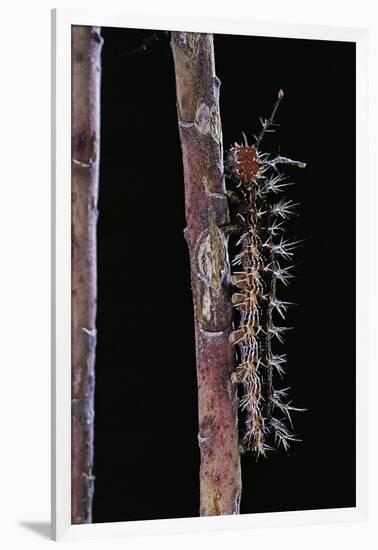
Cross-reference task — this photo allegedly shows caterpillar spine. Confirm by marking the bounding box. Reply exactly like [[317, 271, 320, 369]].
[[226, 90, 306, 457]]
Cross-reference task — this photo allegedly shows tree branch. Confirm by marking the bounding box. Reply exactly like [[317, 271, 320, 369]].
[[71, 25, 103, 524], [171, 32, 241, 516]]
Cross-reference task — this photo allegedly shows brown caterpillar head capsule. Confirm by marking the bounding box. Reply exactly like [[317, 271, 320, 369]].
[[228, 145, 262, 184]]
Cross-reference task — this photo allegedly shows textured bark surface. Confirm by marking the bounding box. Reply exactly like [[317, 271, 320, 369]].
[[71, 25, 103, 524], [171, 32, 242, 516]]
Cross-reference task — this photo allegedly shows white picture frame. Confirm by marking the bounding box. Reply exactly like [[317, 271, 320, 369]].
[[51, 7, 369, 542]]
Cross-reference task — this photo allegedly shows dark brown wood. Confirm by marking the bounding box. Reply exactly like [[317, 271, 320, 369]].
[[71, 25, 103, 524], [171, 32, 242, 516]]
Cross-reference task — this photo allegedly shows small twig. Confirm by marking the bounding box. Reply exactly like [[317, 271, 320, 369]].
[[121, 32, 164, 57]]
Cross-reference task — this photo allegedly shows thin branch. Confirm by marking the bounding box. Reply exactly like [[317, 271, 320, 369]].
[[71, 25, 103, 525]]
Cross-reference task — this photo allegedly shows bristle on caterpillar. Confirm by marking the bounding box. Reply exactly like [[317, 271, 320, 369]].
[[226, 90, 306, 458]]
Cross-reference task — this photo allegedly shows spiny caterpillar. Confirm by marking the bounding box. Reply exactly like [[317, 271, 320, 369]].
[[225, 90, 306, 457]]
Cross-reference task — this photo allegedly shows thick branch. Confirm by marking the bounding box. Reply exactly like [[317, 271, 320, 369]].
[[171, 32, 241, 516], [71, 25, 103, 524]]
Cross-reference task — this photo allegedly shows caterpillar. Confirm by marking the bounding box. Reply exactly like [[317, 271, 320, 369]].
[[225, 90, 306, 457]]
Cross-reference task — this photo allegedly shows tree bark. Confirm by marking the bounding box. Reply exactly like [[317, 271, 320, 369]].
[[71, 25, 103, 524], [171, 32, 242, 516]]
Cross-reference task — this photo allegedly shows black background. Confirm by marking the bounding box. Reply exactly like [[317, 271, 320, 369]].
[[93, 28, 356, 523]]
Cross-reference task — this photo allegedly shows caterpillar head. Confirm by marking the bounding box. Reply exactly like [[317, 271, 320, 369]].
[[227, 145, 263, 185]]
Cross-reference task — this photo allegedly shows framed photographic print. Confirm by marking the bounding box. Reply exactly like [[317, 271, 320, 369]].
[[51, 7, 369, 542]]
